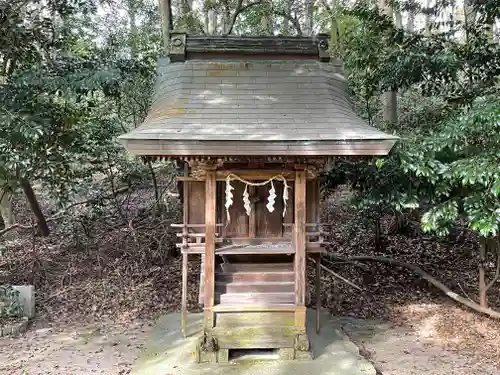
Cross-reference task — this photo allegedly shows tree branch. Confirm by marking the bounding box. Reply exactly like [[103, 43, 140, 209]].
[[225, 0, 247, 35], [337, 255, 500, 320], [0, 186, 130, 238], [308, 256, 364, 291], [224, 1, 302, 35]]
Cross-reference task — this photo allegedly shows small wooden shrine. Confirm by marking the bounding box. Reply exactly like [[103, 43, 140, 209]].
[[119, 33, 397, 363]]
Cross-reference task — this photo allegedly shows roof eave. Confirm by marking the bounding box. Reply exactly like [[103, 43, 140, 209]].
[[118, 138, 398, 157]]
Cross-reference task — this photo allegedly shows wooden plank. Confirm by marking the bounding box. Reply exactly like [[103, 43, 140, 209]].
[[178, 170, 297, 182], [179, 243, 327, 254], [222, 180, 249, 239], [188, 181, 205, 229], [181, 164, 189, 336], [215, 311, 295, 327], [256, 182, 284, 237], [171, 223, 224, 228], [184, 35, 320, 56], [316, 254, 321, 334], [216, 272, 294, 283], [294, 170, 306, 307], [210, 326, 297, 349], [212, 305, 301, 312], [181, 253, 188, 337], [204, 169, 217, 329], [216, 281, 294, 294], [219, 263, 293, 272], [217, 292, 295, 305], [248, 186, 256, 238], [294, 306, 307, 330], [215, 246, 294, 255]]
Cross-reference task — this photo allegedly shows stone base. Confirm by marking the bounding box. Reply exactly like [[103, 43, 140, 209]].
[[131, 310, 378, 375], [195, 332, 312, 363], [13, 285, 35, 319]]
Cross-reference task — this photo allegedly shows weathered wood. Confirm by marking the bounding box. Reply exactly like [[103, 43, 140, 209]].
[[294, 306, 307, 330], [177, 170, 298, 181], [294, 170, 306, 307], [219, 263, 293, 272], [216, 272, 294, 283], [248, 185, 256, 238], [316, 254, 321, 334], [217, 292, 295, 305], [204, 169, 217, 328], [181, 252, 188, 337], [178, 243, 327, 254], [222, 181, 249, 238], [210, 326, 298, 349], [182, 34, 324, 57], [171, 223, 224, 228], [256, 183, 284, 238], [181, 164, 189, 326], [216, 281, 294, 294], [215, 311, 295, 327], [188, 181, 205, 229], [212, 305, 301, 312]]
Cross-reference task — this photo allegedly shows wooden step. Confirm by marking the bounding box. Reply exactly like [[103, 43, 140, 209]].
[[215, 311, 295, 327], [210, 326, 297, 349], [219, 263, 293, 273], [216, 272, 293, 283], [216, 281, 294, 294], [216, 292, 295, 306]]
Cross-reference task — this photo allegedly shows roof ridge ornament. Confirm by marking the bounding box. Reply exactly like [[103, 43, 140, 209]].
[[314, 33, 330, 62], [167, 32, 331, 61], [169, 32, 186, 62]]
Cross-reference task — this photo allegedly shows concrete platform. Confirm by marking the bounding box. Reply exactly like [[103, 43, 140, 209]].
[[131, 309, 376, 375]]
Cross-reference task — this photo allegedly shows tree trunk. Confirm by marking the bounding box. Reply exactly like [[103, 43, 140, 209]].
[[379, 0, 397, 126], [395, 9, 402, 28], [374, 216, 382, 251], [20, 179, 49, 237], [425, 0, 432, 36], [282, 0, 293, 35], [209, 11, 217, 34], [479, 237, 488, 308], [0, 189, 15, 228], [261, 0, 273, 35], [303, 0, 314, 36], [158, 0, 172, 54], [128, 0, 138, 57], [407, 13, 415, 32]]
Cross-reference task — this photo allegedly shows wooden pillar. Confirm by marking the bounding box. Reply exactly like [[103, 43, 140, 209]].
[[181, 164, 189, 338], [204, 169, 217, 329], [294, 169, 306, 329], [315, 254, 321, 333]]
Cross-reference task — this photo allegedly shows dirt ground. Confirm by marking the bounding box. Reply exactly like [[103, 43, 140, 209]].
[[2, 186, 500, 374], [1, 307, 499, 375]]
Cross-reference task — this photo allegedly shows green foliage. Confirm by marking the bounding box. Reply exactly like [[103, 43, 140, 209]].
[[0, 0, 158, 205], [403, 98, 500, 237]]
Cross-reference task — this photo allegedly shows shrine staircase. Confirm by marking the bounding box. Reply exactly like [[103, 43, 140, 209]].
[[197, 256, 310, 361]]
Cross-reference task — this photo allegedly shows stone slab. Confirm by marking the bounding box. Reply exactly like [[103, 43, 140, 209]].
[[12, 285, 35, 318], [131, 309, 376, 375]]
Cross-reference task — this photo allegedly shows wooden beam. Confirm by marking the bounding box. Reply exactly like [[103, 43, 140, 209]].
[[316, 254, 321, 334], [181, 164, 189, 337], [204, 169, 217, 329], [294, 170, 307, 320], [177, 170, 297, 182], [181, 253, 188, 337]]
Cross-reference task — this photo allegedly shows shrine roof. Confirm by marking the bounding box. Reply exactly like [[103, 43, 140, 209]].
[[118, 34, 398, 157]]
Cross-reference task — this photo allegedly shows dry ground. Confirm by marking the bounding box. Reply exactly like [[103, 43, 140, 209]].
[[1, 184, 500, 374]]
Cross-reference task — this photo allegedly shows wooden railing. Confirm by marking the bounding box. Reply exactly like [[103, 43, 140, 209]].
[[171, 223, 331, 254]]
